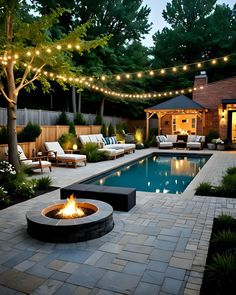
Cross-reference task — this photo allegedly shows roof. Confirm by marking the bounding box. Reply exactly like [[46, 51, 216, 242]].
[[222, 98, 236, 104], [145, 95, 206, 111]]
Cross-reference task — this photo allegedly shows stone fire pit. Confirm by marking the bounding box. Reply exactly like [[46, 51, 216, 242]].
[[26, 198, 114, 243]]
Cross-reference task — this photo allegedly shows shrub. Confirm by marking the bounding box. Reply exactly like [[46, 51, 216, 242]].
[[0, 160, 16, 185], [218, 213, 235, 228], [13, 180, 35, 198], [56, 111, 70, 125], [212, 230, 236, 250], [58, 133, 78, 150], [17, 122, 42, 142], [74, 113, 86, 125], [0, 126, 8, 144], [36, 176, 52, 190], [108, 123, 115, 136], [69, 122, 76, 136], [206, 250, 236, 293], [221, 174, 236, 195], [80, 142, 109, 162], [206, 129, 219, 143], [101, 124, 107, 137], [0, 186, 11, 205], [93, 114, 103, 125], [195, 182, 214, 196], [226, 167, 236, 175]]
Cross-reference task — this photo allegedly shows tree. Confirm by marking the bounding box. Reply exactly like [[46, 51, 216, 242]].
[[0, 0, 109, 171]]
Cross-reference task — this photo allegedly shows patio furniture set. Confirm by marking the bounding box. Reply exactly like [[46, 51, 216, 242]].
[[156, 134, 205, 149]]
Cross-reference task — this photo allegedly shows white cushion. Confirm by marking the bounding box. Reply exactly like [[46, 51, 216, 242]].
[[166, 135, 177, 142], [57, 154, 86, 161], [79, 135, 91, 144], [187, 135, 196, 142], [17, 145, 27, 160], [159, 142, 173, 148], [44, 142, 65, 154], [88, 134, 99, 143]]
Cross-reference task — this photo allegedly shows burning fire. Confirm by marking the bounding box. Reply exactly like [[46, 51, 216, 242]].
[[57, 195, 84, 218]]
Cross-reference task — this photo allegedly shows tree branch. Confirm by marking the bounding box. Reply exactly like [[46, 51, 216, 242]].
[[0, 86, 16, 104]]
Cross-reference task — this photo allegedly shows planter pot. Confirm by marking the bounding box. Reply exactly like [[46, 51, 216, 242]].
[[216, 144, 225, 151], [207, 143, 216, 150]]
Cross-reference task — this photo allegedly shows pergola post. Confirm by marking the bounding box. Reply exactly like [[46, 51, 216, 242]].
[[146, 112, 149, 140]]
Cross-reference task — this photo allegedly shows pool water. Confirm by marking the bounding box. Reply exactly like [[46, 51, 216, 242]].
[[84, 154, 210, 194]]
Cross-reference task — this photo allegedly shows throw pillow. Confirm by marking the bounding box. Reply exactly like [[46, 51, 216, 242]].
[[195, 135, 202, 142], [110, 136, 118, 144], [159, 135, 167, 142]]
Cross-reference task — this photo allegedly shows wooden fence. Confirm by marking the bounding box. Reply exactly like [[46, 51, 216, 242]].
[[0, 125, 102, 159]]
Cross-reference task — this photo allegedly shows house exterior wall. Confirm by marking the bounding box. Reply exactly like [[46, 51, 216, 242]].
[[193, 75, 236, 139]]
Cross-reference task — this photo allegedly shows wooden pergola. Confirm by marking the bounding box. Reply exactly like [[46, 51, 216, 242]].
[[144, 95, 208, 139]]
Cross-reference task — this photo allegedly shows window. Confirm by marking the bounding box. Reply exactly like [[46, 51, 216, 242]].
[[192, 118, 196, 128], [173, 118, 176, 132]]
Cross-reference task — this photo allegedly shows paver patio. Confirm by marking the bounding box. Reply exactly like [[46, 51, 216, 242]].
[[0, 148, 236, 295]]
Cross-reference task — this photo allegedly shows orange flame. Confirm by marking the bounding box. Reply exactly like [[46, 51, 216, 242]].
[[57, 195, 84, 218]]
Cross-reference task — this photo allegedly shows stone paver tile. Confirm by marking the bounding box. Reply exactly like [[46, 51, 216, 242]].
[[99, 243, 123, 254], [54, 282, 77, 295], [31, 279, 63, 295], [84, 251, 104, 265], [166, 266, 186, 280], [58, 250, 92, 263], [186, 244, 198, 251], [97, 270, 140, 294], [123, 244, 153, 254], [95, 253, 124, 271], [29, 253, 47, 262], [48, 259, 66, 270], [153, 240, 176, 251], [147, 260, 168, 272], [117, 251, 148, 263], [123, 261, 146, 276], [51, 271, 70, 282], [169, 256, 193, 270], [67, 264, 105, 288], [133, 282, 161, 295], [2, 250, 34, 267], [72, 286, 91, 295], [0, 285, 25, 294], [141, 270, 164, 285], [59, 262, 79, 274], [149, 249, 172, 262], [0, 269, 45, 293], [14, 260, 35, 271], [96, 289, 115, 295], [161, 277, 183, 295], [26, 263, 55, 279]]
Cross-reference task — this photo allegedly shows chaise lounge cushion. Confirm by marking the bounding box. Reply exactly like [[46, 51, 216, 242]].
[[44, 142, 86, 167]]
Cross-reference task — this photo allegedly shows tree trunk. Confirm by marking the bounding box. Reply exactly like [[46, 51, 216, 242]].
[[72, 86, 77, 113], [78, 91, 81, 114], [100, 98, 105, 117]]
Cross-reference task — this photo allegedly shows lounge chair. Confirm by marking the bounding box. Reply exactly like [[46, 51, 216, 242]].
[[44, 142, 87, 168], [17, 145, 52, 173]]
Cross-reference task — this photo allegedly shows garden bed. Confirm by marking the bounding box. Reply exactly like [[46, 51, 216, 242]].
[[200, 216, 236, 295], [0, 186, 59, 210]]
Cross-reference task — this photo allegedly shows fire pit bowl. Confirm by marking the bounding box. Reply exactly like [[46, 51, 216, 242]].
[[26, 198, 114, 243]]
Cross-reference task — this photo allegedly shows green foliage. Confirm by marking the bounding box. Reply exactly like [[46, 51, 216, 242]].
[[108, 123, 115, 136], [80, 142, 109, 162], [218, 213, 235, 228], [148, 128, 158, 147], [36, 176, 52, 190], [195, 182, 213, 196], [17, 122, 42, 142], [74, 113, 86, 125], [13, 180, 35, 199], [226, 167, 236, 175], [212, 230, 236, 249], [206, 250, 236, 292], [101, 124, 107, 137], [0, 126, 8, 144], [69, 122, 76, 136], [206, 130, 219, 143], [93, 114, 103, 125], [56, 112, 70, 125], [221, 174, 236, 196], [58, 133, 78, 150], [0, 186, 11, 205]]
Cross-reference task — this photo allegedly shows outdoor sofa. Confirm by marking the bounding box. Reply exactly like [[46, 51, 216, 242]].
[[156, 134, 205, 150], [79, 134, 136, 155]]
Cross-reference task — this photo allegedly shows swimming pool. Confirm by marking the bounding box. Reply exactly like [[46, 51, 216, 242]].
[[83, 153, 210, 194]]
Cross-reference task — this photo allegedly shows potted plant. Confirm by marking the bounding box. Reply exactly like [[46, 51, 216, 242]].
[[207, 139, 216, 150], [215, 138, 225, 151]]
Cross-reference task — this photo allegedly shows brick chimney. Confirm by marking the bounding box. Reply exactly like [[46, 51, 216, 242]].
[[194, 71, 208, 87]]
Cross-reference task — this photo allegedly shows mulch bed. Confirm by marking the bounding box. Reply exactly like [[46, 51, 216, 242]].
[[0, 186, 59, 210], [200, 217, 236, 295]]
